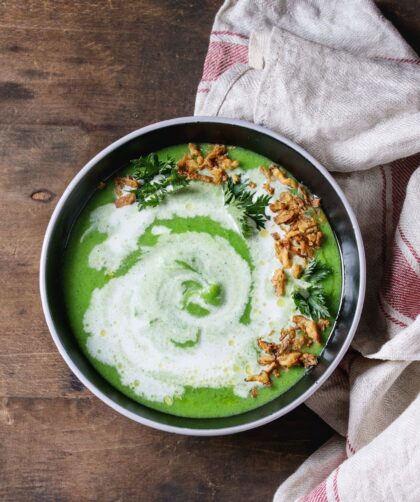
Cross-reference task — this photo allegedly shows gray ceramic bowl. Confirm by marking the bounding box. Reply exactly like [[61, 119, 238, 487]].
[[40, 117, 365, 436]]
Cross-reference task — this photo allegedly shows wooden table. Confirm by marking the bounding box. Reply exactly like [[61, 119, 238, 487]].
[[1, 1, 418, 500]]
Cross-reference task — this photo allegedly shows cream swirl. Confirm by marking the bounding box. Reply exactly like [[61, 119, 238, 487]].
[[83, 173, 298, 402], [84, 231, 258, 400]]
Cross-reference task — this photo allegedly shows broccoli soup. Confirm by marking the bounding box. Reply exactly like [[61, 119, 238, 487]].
[[63, 143, 342, 418]]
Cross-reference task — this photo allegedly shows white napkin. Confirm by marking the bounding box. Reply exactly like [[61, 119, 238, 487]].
[[195, 1, 420, 500]]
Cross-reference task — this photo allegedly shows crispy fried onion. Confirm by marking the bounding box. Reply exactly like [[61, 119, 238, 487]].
[[245, 314, 329, 388], [177, 143, 239, 185]]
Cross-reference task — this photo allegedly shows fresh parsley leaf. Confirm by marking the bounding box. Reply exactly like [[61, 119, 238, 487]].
[[130, 154, 189, 210], [302, 258, 332, 283], [306, 284, 331, 319], [293, 259, 332, 319], [292, 284, 331, 320], [291, 289, 312, 318], [224, 178, 271, 237], [130, 153, 174, 182]]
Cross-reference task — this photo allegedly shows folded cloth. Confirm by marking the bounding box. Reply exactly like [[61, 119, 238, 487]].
[[195, 1, 420, 500]]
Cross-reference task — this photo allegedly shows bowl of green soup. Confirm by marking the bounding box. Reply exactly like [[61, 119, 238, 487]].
[[40, 117, 365, 435]]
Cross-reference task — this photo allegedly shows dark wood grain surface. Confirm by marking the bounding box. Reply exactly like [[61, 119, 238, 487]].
[[0, 1, 418, 501]]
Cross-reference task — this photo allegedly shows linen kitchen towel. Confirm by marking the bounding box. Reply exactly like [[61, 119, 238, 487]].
[[195, 1, 420, 500]]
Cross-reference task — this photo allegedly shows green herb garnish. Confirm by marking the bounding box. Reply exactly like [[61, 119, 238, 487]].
[[224, 178, 271, 237], [302, 258, 332, 282], [129, 155, 271, 234], [131, 154, 189, 209], [292, 285, 330, 320], [293, 259, 332, 319], [131, 153, 175, 181]]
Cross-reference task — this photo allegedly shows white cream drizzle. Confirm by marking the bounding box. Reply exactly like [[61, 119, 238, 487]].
[[83, 169, 300, 403]]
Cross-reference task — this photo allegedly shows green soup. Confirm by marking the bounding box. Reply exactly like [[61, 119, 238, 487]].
[[63, 144, 342, 418]]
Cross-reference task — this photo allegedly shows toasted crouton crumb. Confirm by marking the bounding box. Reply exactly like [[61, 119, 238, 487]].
[[257, 338, 276, 353], [245, 370, 271, 386], [258, 355, 275, 365], [271, 166, 298, 188], [317, 319, 330, 331], [291, 263, 303, 278], [188, 143, 201, 157], [211, 167, 228, 184], [115, 192, 136, 208], [300, 353, 318, 368], [272, 268, 287, 296], [259, 166, 272, 181], [275, 242, 292, 268], [293, 315, 321, 343], [274, 209, 298, 225], [277, 351, 301, 368], [177, 143, 240, 185], [115, 176, 139, 189], [204, 144, 227, 164], [263, 182, 274, 195]]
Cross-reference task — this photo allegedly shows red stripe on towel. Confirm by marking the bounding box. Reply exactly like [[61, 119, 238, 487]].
[[380, 166, 388, 263], [346, 436, 356, 456], [379, 295, 408, 328], [383, 242, 420, 319], [377, 56, 420, 65], [380, 154, 420, 323], [390, 154, 419, 230], [399, 225, 420, 264], [333, 466, 340, 502], [299, 479, 328, 502], [201, 42, 248, 81]]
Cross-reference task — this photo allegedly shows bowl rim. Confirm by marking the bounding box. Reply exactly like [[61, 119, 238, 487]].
[[40, 116, 366, 436]]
